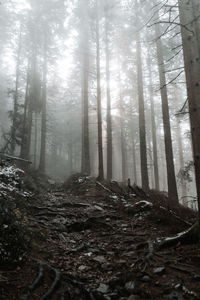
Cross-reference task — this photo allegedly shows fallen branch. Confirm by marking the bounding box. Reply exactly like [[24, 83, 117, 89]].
[[0, 153, 32, 164], [159, 206, 192, 226], [96, 181, 112, 193]]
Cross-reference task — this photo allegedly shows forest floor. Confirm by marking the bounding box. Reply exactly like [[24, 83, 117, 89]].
[[1, 173, 200, 300]]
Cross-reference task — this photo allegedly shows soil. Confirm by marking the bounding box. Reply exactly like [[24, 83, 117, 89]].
[[0, 176, 200, 300]]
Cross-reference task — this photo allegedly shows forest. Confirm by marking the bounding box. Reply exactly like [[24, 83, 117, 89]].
[[0, 0, 200, 299]]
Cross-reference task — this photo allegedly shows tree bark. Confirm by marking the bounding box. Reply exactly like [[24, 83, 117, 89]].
[[154, 22, 179, 204], [176, 117, 187, 205], [34, 112, 38, 168], [20, 64, 30, 159], [39, 36, 47, 173], [132, 137, 137, 185], [81, 0, 90, 175], [105, 11, 112, 182], [147, 52, 160, 190], [11, 26, 22, 155], [96, 1, 104, 180], [178, 0, 200, 222], [136, 29, 149, 191]]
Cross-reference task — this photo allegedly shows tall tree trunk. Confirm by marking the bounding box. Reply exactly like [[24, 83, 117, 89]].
[[119, 102, 127, 183], [154, 22, 179, 204], [118, 71, 127, 183], [147, 52, 160, 190], [176, 117, 187, 205], [81, 0, 90, 175], [20, 64, 30, 159], [11, 27, 22, 155], [136, 29, 149, 191], [132, 137, 137, 185], [24, 104, 33, 160], [39, 38, 47, 173], [96, 2, 104, 180], [178, 0, 200, 221], [105, 12, 112, 182], [68, 142, 73, 175], [34, 112, 38, 168]]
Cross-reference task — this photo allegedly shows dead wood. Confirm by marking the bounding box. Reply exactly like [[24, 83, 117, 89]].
[[0, 153, 32, 164], [96, 181, 112, 193], [159, 205, 192, 226]]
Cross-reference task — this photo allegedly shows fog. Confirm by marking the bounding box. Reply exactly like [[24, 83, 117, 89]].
[[0, 0, 197, 208]]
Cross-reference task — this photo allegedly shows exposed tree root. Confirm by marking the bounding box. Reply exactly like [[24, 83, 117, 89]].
[[21, 259, 61, 300], [133, 222, 200, 272], [21, 260, 44, 300], [40, 262, 60, 300], [156, 221, 200, 249]]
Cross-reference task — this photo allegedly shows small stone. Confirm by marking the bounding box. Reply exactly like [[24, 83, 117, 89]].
[[101, 263, 112, 271], [97, 283, 109, 294], [193, 274, 200, 281], [125, 281, 135, 292], [141, 275, 151, 282], [93, 255, 107, 263], [70, 239, 76, 244], [108, 277, 120, 288], [87, 248, 100, 254], [153, 266, 165, 274], [58, 234, 66, 241], [117, 259, 127, 265], [163, 291, 183, 299], [128, 296, 138, 300], [94, 205, 104, 211], [78, 265, 87, 271], [48, 179, 55, 185]]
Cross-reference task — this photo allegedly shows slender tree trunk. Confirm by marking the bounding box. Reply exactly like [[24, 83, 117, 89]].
[[118, 76, 127, 183], [105, 13, 112, 182], [132, 137, 137, 185], [178, 0, 200, 221], [20, 64, 30, 159], [39, 37, 47, 173], [81, 0, 90, 175], [34, 112, 38, 168], [147, 52, 160, 190], [68, 143, 73, 175], [119, 105, 127, 183], [176, 117, 187, 205], [154, 22, 179, 204], [81, 49, 90, 175], [25, 104, 33, 160], [96, 2, 104, 180], [136, 29, 149, 191], [11, 27, 22, 155]]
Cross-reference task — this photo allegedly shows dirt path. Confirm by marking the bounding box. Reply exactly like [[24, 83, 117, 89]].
[[1, 186, 200, 300]]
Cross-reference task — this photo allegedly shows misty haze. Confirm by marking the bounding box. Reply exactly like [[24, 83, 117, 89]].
[[0, 0, 200, 299]]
